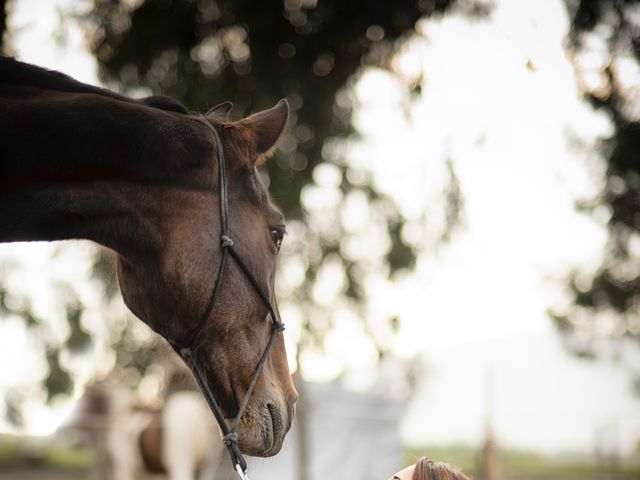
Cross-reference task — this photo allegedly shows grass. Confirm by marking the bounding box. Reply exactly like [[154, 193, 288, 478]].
[[0, 434, 92, 470], [0, 435, 21, 465]]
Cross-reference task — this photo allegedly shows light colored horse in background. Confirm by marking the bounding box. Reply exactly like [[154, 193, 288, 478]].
[[60, 382, 226, 480]]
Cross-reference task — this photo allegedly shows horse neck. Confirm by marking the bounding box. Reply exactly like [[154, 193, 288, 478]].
[[0, 87, 214, 257]]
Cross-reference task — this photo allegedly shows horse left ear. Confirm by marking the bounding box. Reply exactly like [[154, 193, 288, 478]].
[[242, 99, 289, 161], [205, 101, 233, 122]]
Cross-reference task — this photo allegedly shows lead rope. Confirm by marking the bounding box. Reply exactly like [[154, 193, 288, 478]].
[[168, 123, 284, 480]]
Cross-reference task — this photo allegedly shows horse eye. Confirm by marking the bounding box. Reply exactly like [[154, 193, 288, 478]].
[[270, 228, 284, 250]]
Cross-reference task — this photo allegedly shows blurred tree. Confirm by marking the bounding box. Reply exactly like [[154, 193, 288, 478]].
[[89, 0, 455, 220], [0, 0, 6, 53], [552, 1, 640, 373], [0, 248, 162, 426], [87, 0, 472, 364], [0, 0, 483, 420]]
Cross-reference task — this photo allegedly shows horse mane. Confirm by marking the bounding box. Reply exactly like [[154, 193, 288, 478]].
[[141, 95, 190, 114], [0, 56, 189, 115]]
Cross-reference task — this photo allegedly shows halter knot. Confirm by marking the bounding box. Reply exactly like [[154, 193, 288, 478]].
[[273, 321, 285, 333], [223, 432, 239, 446], [180, 347, 192, 359], [221, 235, 234, 248]]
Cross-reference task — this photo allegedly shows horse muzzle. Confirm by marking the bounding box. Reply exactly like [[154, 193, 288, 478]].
[[235, 396, 293, 457]]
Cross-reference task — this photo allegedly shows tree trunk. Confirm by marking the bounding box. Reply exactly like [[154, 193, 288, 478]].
[[293, 368, 310, 480]]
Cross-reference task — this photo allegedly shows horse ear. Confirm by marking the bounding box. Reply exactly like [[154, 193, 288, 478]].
[[242, 99, 289, 159], [205, 101, 233, 122]]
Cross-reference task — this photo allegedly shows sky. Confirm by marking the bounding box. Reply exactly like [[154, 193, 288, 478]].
[[1, 0, 639, 458]]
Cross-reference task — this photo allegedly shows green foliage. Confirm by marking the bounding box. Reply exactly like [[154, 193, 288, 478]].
[[3, 389, 24, 428], [88, 0, 454, 220], [91, 250, 118, 298], [65, 304, 92, 352], [387, 221, 416, 272], [553, 1, 640, 364], [44, 349, 73, 401], [86, 0, 471, 371], [0, 0, 7, 55], [0, 247, 157, 424]]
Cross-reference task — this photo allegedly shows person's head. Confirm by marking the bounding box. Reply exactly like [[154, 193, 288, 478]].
[[391, 457, 470, 480]]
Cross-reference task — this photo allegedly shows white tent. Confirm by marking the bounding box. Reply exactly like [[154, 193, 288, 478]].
[[236, 382, 405, 480]]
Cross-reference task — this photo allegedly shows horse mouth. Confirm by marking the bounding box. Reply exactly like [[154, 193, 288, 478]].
[[265, 402, 285, 454], [237, 402, 286, 457]]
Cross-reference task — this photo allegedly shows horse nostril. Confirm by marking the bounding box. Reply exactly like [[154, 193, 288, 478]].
[[267, 402, 284, 436]]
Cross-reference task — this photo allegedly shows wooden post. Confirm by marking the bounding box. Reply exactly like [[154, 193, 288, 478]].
[[293, 353, 310, 480]]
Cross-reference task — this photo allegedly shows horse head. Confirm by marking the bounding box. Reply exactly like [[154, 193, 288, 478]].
[[116, 99, 297, 457]]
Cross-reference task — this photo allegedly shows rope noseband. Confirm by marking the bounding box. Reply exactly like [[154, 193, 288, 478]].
[[169, 124, 284, 479]]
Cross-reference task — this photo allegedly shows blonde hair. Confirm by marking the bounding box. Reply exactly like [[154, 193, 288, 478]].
[[411, 457, 470, 480]]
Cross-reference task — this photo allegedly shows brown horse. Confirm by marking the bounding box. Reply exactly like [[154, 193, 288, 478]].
[[0, 57, 297, 458]]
